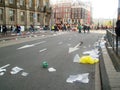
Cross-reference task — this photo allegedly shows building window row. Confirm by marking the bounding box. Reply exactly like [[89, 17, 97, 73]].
[[0, 0, 3, 3], [9, 9, 15, 21], [20, 0, 25, 6], [20, 11, 25, 22], [0, 8, 3, 21], [0, 8, 41, 23], [9, 0, 14, 4]]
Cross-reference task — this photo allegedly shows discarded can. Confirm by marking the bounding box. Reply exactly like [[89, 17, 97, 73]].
[[42, 61, 48, 68]]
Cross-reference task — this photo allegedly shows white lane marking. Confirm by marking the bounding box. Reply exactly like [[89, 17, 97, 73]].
[[17, 41, 46, 50], [17, 45, 34, 49], [0, 64, 10, 76], [69, 38, 72, 40], [0, 64, 10, 69], [58, 42, 63, 45], [33, 41, 46, 46], [69, 43, 80, 53], [68, 44, 71, 46], [39, 48, 47, 52]]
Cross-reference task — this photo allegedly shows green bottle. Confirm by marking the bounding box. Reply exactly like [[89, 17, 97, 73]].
[[42, 61, 48, 68]]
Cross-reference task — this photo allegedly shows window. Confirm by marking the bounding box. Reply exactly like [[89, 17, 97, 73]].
[[43, 0, 45, 6], [37, 14, 40, 22], [9, 9, 15, 21], [29, 0, 33, 7], [37, 0, 40, 8], [20, 0, 25, 6], [30, 12, 33, 22], [0, 8, 3, 21], [0, 0, 3, 3], [9, 0, 14, 4], [20, 11, 25, 22]]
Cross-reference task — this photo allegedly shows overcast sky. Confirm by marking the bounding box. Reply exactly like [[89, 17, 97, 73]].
[[92, 0, 118, 19]]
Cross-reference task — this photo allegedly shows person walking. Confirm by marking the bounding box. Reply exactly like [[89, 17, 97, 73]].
[[115, 19, 120, 36], [51, 25, 55, 31], [16, 25, 21, 35], [87, 25, 90, 33], [63, 24, 67, 31], [29, 25, 34, 33], [78, 24, 82, 33], [2, 25, 7, 36], [83, 24, 87, 33], [54, 24, 59, 32], [0, 25, 1, 33], [12, 25, 16, 33]]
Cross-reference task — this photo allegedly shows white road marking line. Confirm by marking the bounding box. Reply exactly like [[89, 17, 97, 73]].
[[39, 48, 47, 52], [0, 64, 10, 69], [69, 43, 80, 53], [17, 41, 46, 50], [58, 42, 63, 45], [0, 64, 10, 76]]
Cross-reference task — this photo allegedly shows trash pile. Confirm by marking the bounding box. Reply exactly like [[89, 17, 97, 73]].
[[73, 36, 107, 65], [80, 55, 99, 64], [73, 49, 100, 64], [80, 48, 100, 64], [42, 61, 56, 72]]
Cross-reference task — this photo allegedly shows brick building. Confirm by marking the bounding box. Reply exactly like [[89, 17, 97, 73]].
[[52, 0, 92, 25], [53, 1, 71, 24]]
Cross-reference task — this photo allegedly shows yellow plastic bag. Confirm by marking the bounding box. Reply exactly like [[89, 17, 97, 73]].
[[79, 56, 99, 64]]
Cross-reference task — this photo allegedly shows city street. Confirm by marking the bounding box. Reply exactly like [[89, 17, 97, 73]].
[[0, 30, 105, 90]]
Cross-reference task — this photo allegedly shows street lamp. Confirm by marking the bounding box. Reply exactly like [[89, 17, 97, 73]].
[[118, 0, 120, 19]]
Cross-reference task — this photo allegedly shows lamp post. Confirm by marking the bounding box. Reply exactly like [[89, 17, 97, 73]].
[[118, 0, 120, 19]]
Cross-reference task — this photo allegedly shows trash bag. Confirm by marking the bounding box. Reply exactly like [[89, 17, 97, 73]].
[[42, 61, 48, 68], [79, 56, 99, 64], [73, 54, 80, 62]]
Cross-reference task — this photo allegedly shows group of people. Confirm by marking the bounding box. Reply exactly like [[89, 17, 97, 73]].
[[0, 25, 21, 36], [77, 24, 90, 33], [51, 24, 71, 32], [51, 23, 90, 33]]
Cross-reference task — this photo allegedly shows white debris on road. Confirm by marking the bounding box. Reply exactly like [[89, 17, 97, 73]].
[[66, 73, 89, 83]]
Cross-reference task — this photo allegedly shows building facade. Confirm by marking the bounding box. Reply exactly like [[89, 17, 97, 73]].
[[0, 0, 51, 30], [53, 1, 71, 24], [52, 0, 92, 25]]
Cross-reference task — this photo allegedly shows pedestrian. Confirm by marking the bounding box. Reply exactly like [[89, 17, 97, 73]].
[[87, 25, 90, 33], [83, 24, 87, 33], [78, 24, 82, 33], [67, 24, 71, 31], [0, 25, 1, 33], [51, 25, 55, 31], [10, 25, 13, 32], [16, 25, 21, 35], [12, 25, 16, 33], [54, 24, 59, 32], [115, 19, 120, 36], [29, 25, 34, 33], [2, 25, 7, 36], [63, 24, 67, 31]]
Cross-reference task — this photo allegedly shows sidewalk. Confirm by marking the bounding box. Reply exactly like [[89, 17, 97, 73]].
[[0, 30, 53, 42], [100, 39, 120, 90]]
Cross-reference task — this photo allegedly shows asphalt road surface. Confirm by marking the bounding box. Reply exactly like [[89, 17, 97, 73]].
[[0, 30, 105, 90]]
